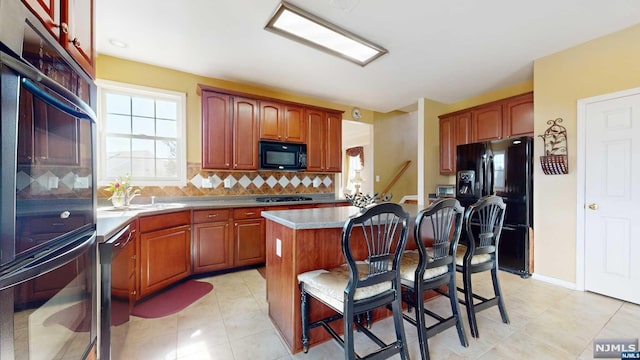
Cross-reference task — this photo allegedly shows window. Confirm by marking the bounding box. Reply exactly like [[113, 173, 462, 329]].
[[96, 80, 187, 186]]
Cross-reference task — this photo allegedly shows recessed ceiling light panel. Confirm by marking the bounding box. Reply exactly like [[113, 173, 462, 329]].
[[265, 1, 387, 66]]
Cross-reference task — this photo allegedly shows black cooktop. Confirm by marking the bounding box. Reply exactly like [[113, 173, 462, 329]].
[[255, 196, 313, 203]]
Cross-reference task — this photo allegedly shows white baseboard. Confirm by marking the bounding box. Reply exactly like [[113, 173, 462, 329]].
[[531, 273, 578, 290]]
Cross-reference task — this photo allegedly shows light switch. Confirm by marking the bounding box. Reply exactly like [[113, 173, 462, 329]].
[[375, 175, 380, 182], [276, 238, 282, 257]]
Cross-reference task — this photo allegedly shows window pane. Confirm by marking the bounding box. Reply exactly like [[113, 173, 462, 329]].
[[156, 140, 177, 159], [105, 136, 131, 157], [132, 138, 155, 158], [105, 158, 131, 178], [156, 159, 177, 177], [105, 114, 131, 134], [131, 97, 155, 117], [106, 93, 130, 115], [156, 100, 177, 120], [132, 116, 155, 136], [156, 119, 177, 138], [131, 158, 155, 177]]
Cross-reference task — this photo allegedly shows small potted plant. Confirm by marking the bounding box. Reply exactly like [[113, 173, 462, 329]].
[[106, 174, 140, 209]]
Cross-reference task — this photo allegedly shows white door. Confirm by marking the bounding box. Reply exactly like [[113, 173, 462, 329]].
[[584, 92, 640, 304]]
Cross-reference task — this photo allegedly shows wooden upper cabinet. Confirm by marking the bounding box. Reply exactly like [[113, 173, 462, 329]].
[[260, 102, 306, 143], [283, 105, 306, 143], [472, 104, 503, 142], [232, 97, 259, 170], [259, 101, 283, 141], [503, 92, 533, 138], [325, 111, 342, 172], [439, 115, 455, 174], [305, 108, 325, 172], [22, 0, 95, 78], [64, 0, 95, 78], [22, 0, 61, 40], [439, 112, 471, 174], [306, 110, 342, 173], [201, 91, 232, 169]]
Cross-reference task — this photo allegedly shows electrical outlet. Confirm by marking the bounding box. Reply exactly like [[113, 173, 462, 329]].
[[74, 176, 89, 189], [224, 178, 232, 188], [375, 175, 380, 182]]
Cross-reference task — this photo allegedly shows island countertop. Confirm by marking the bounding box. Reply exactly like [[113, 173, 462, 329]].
[[261, 203, 420, 230]]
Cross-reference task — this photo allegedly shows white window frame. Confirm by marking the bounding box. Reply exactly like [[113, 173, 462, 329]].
[[96, 79, 187, 187]]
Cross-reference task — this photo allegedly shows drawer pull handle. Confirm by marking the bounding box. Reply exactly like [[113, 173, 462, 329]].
[[51, 223, 65, 226], [245, 212, 255, 215], [207, 214, 218, 218]]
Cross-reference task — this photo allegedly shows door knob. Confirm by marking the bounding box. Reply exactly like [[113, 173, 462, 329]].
[[588, 203, 599, 210]]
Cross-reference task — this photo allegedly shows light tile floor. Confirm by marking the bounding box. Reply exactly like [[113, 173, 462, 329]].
[[115, 269, 639, 360]]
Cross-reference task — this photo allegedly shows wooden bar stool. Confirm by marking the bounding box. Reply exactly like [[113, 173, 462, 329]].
[[399, 198, 468, 360], [297, 202, 411, 360], [456, 195, 510, 338]]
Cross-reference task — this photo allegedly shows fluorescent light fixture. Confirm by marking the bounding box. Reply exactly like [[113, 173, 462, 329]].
[[265, 1, 387, 66]]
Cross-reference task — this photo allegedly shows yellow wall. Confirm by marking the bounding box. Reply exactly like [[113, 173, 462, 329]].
[[373, 111, 417, 200], [533, 23, 640, 283], [421, 99, 451, 195], [96, 55, 374, 164]]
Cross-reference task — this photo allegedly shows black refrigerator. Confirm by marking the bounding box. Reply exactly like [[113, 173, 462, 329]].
[[456, 136, 533, 278]]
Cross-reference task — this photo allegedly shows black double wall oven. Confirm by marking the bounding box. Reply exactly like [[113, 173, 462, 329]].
[[0, 0, 97, 358]]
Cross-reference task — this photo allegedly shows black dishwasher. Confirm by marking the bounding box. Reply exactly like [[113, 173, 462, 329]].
[[99, 222, 136, 360]]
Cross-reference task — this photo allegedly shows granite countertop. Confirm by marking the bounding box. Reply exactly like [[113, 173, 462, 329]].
[[97, 195, 348, 242], [261, 203, 420, 230]]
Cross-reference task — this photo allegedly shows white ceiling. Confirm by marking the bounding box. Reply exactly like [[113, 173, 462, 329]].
[[95, 0, 640, 113]]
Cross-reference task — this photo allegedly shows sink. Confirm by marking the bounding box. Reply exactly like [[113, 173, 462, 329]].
[[98, 203, 186, 212]]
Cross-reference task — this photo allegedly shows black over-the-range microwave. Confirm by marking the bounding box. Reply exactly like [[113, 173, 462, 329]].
[[259, 140, 307, 171]]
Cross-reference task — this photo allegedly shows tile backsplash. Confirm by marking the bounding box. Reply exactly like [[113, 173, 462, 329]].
[[97, 162, 336, 199]]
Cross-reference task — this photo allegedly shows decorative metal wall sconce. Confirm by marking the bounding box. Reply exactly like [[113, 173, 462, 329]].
[[538, 118, 568, 175]]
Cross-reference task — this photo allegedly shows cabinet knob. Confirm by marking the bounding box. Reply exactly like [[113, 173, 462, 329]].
[[225, 163, 229, 166], [58, 22, 69, 34], [588, 203, 599, 210], [131, 290, 136, 295], [234, 223, 238, 226], [71, 37, 81, 48]]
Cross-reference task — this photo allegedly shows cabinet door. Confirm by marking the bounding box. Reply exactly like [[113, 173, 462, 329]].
[[259, 101, 282, 141], [22, 0, 62, 40], [455, 112, 472, 146], [139, 225, 191, 297], [64, 0, 95, 77], [472, 104, 503, 142], [232, 97, 259, 170], [283, 105, 306, 143], [325, 112, 342, 172], [202, 92, 232, 169], [439, 115, 455, 174], [193, 221, 231, 273], [233, 218, 265, 267], [305, 109, 325, 171], [503, 93, 533, 137]]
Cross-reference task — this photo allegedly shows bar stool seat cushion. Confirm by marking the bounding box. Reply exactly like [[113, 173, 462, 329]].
[[399, 250, 448, 282], [298, 262, 392, 312], [455, 245, 491, 266]]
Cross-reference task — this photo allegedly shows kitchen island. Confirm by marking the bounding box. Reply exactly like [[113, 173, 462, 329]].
[[261, 204, 419, 354]]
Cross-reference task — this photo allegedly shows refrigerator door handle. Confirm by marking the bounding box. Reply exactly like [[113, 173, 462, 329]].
[[479, 157, 485, 197], [489, 156, 495, 195]]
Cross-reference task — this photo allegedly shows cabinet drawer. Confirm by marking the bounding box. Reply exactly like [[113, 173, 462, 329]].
[[139, 211, 190, 233], [233, 207, 264, 220], [193, 209, 230, 224]]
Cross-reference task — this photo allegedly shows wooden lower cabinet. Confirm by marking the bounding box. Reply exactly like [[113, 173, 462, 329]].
[[138, 211, 191, 298], [193, 221, 230, 272], [233, 216, 266, 267]]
